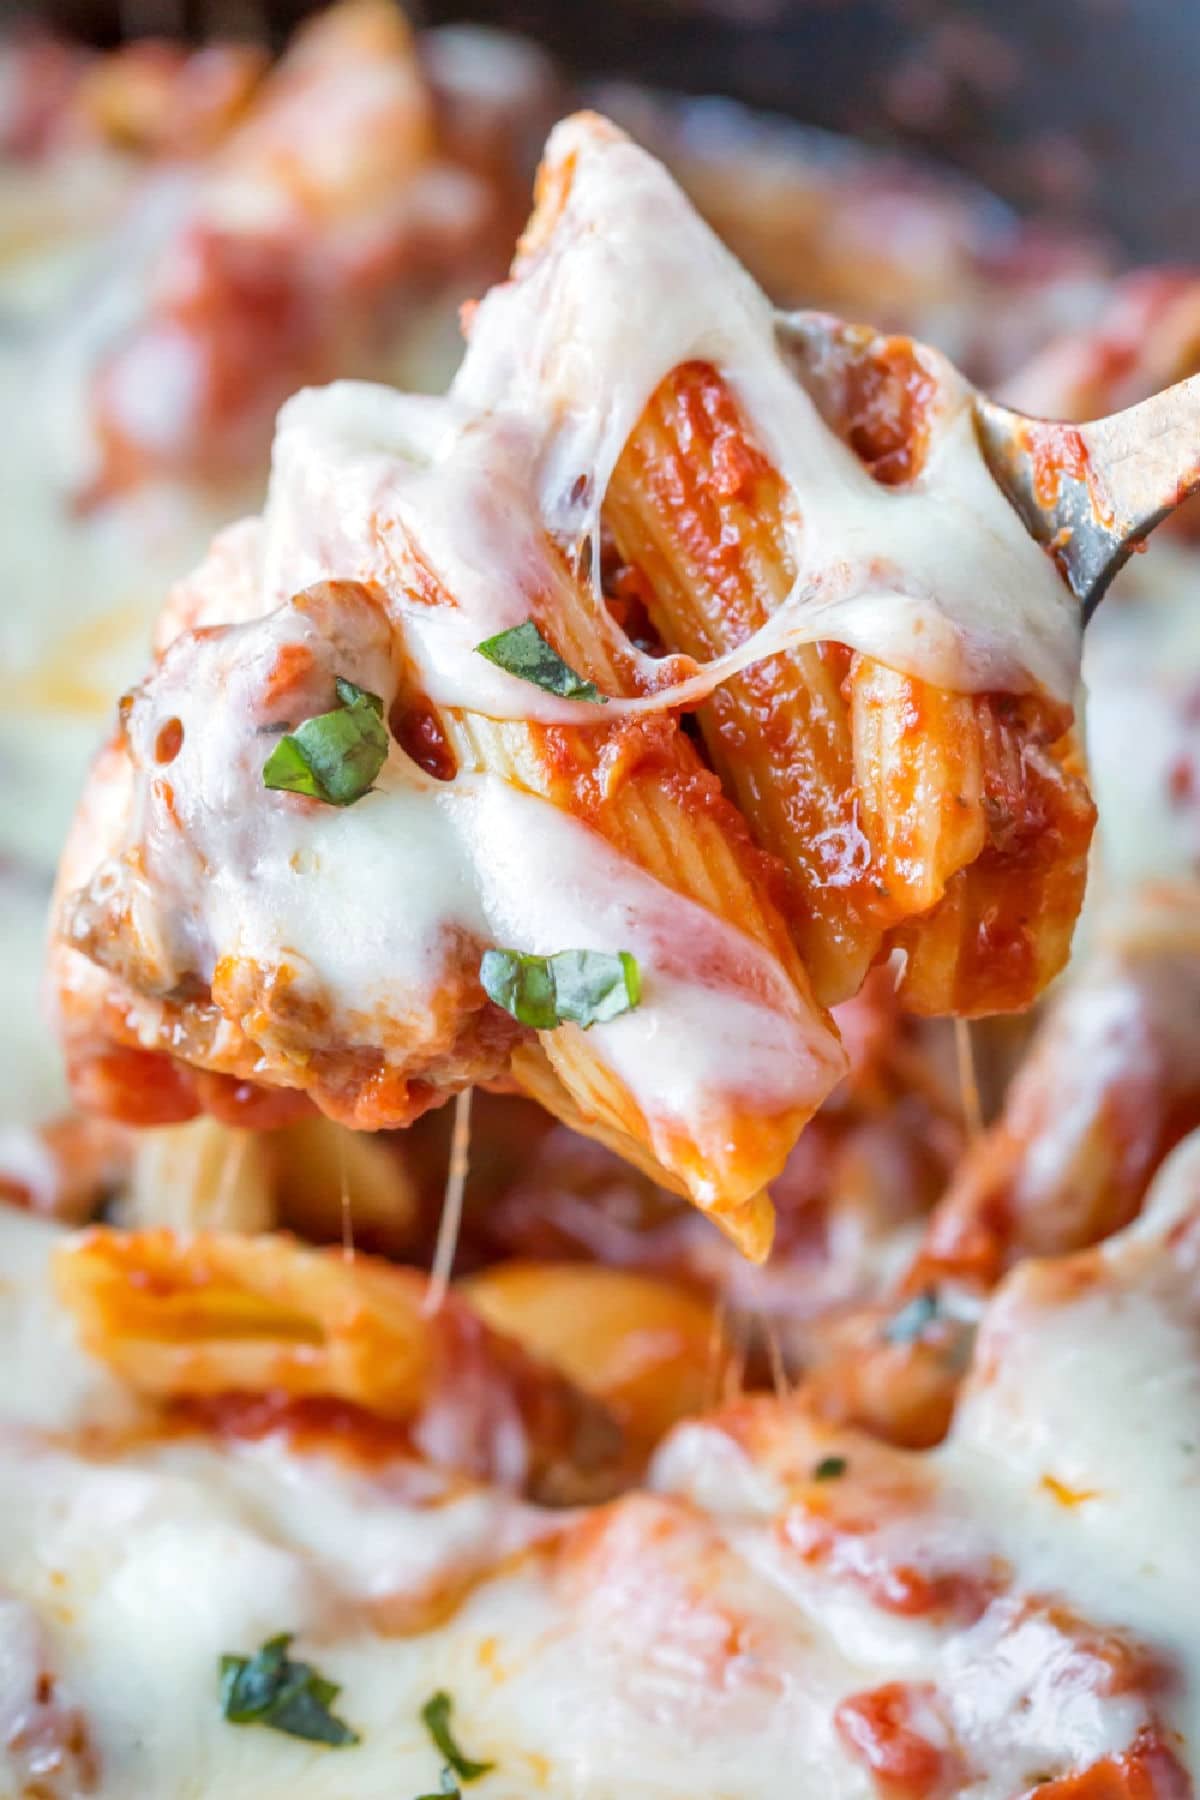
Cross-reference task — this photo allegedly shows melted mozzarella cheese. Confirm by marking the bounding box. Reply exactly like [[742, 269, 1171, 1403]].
[[0, 1431, 558, 1800], [1083, 542, 1200, 895], [454, 113, 1080, 705], [0, 1206, 135, 1433], [260, 384, 629, 726], [0, 874, 69, 1136], [654, 1136, 1200, 1789], [75, 583, 842, 1157], [56, 111, 1095, 1164], [3, 1151, 1199, 1798], [49, 106, 1103, 1191], [0, 111, 481, 1133], [942, 1138, 1200, 1755], [949, 1284, 1200, 1704], [250, 111, 1081, 734], [0, 151, 134, 278], [0, 194, 248, 1138]]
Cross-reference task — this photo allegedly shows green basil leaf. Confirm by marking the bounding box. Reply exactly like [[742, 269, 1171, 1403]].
[[475, 620, 604, 703], [260, 733, 321, 798], [262, 676, 388, 806], [813, 1455, 848, 1481], [415, 1769, 462, 1800], [334, 675, 384, 717], [549, 948, 642, 1024], [219, 1635, 360, 1747], [480, 947, 559, 1030], [420, 1691, 494, 1783], [219, 1634, 290, 1722], [267, 1679, 359, 1748], [884, 1288, 940, 1346], [480, 948, 641, 1031]]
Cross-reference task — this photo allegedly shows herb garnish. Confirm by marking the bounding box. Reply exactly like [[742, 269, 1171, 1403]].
[[813, 1455, 848, 1481], [415, 1768, 462, 1799], [419, 1691, 494, 1783], [480, 947, 641, 1031], [219, 1633, 360, 1746], [475, 620, 604, 703], [884, 1288, 940, 1346], [262, 676, 388, 806]]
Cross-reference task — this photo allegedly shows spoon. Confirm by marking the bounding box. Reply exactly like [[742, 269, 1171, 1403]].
[[777, 311, 1200, 624]]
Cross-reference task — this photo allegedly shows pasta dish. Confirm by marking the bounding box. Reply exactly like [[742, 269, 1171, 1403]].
[[0, 8, 1198, 1798]]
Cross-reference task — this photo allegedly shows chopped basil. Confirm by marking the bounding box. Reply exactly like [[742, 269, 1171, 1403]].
[[262, 675, 388, 806], [475, 619, 604, 703], [813, 1455, 848, 1481], [420, 1691, 494, 1783], [415, 1770, 461, 1800], [884, 1288, 940, 1345], [480, 947, 641, 1031], [219, 1634, 359, 1747], [332, 676, 383, 716]]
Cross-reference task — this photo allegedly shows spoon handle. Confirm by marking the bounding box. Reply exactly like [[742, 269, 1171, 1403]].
[[975, 374, 1200, 621]]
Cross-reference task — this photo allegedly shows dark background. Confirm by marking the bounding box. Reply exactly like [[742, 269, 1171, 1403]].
[[12, 0, 1200, 262]]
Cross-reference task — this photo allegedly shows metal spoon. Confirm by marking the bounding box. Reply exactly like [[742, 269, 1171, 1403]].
[[777, 311, 1200, 624]]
